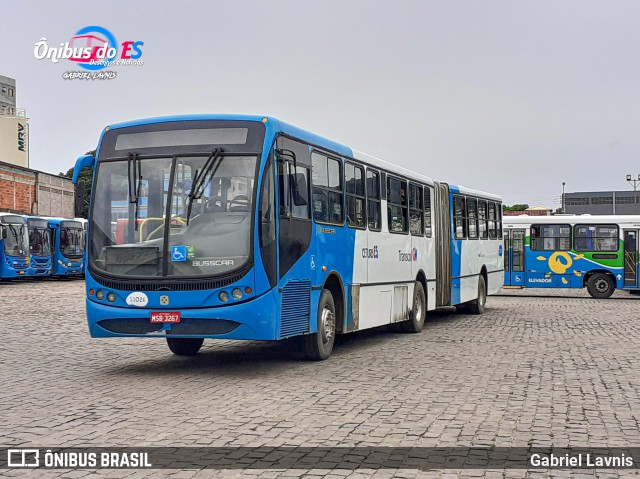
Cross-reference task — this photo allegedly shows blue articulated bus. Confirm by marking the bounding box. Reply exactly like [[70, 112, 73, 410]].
[[0, 213, 30, 279], [48, 218, 85, 277], [73, 115, 503, 360], [25, 216, 53, 277], [504, 215, 640, 298]]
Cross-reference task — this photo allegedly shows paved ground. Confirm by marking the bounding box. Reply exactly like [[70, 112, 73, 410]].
[[1, 280, 640, 478]]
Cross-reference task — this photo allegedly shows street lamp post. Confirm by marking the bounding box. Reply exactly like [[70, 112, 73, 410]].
[[626, 174, 640, 191], [562, 182, 565, 214], [628, 174, 640, 213]]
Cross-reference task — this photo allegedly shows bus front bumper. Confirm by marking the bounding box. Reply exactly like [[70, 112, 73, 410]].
[[86, 290, 279, 340]]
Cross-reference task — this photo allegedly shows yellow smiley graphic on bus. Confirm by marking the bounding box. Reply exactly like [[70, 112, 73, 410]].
[[537, 252, 585, 274], [548, 252, 572, 274]]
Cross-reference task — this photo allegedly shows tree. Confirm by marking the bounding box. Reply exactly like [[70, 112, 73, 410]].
[[503, 204, 529, 212], [60, 150, 95, 218]]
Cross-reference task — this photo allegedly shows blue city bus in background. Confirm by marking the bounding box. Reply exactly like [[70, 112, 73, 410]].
[[73, 115, 503, 360], [48, 218, 85, 277], [25, 216, 52, 277], [504, 215, 640, 298], [0, 213, 30, 279]]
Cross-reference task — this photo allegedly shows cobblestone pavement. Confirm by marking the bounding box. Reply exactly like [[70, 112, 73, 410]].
[[1, 280, 640, 478]]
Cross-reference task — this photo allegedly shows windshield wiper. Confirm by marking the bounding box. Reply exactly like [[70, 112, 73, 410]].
[[7, 225, 24, 255], [127, 152, 143, 231], [186, 148, 224, 224]]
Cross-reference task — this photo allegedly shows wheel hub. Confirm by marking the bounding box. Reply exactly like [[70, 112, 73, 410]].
[[320, 307, 335, 344], [595, 279, 609, 293]]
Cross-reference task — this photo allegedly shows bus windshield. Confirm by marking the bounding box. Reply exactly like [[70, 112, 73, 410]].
[[3, 223, 29, 257], [28, 224, 52, 256], [60, 221, 85, 258], [90, 155, 257, 278]]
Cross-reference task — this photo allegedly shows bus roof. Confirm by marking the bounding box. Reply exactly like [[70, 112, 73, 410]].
[[0, 213, 26, 224], [103, 114, 499, 199], [504, 214, 640, 225], [47, 218, 83, 226]]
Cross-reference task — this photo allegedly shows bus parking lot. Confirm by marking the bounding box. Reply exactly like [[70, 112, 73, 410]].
[[2, 280, 640, 478]]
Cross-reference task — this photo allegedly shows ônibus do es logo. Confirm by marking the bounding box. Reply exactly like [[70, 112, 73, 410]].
[[34, 26, 144, 80]]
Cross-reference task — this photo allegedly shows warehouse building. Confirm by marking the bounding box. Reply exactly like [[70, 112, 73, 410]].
[[564, 191, 640, 215]]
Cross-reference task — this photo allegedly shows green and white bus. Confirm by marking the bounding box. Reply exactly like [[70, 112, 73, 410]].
[[504, 215, 640, 298]]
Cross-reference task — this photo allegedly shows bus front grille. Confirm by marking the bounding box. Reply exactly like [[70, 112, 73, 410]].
[[98, 318, 240, 335], [280, 280, 311, 338], [91, 272, 244, 291]]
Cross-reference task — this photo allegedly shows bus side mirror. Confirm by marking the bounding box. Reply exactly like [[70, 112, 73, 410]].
[[72, 154, 94, 184], [74, 182, 86, 217]]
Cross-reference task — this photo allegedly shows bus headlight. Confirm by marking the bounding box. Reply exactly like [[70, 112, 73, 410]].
[[232, 288, 243, 300], [219, 291, 229, 302], [107, 292, 116, 303], [96, 290, 105, 300]]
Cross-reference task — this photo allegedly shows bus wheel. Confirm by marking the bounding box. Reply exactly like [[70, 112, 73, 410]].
[[166, 337, 204, 356], [401, 282, 426, 333], [468, 276, 487, 315], [303, 289, 336, 361], [587, 273, 615, 299]]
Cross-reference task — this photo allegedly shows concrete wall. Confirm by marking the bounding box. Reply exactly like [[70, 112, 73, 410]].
[[36, 172, 74, 218]]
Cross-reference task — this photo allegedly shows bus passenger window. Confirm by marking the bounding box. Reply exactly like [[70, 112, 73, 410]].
[[346, 163, 366, 228], [409, 183, 423, 235], [488, 202, 497, 239], [367, 169, 381, 231], [575, 224, 619, 252], [312, 153, 343, 224], [467, 198, 478, 239], [478, 200, 488, 239], [531, 224, 571, 251], [454, 195, 466, 239], [387, 176, 408, 233], [424, 187, 432, 237]]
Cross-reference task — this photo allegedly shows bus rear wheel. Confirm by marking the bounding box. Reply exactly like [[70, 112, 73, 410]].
[[166, 337, 204, 356], [468, 275, 487, 315], [587, 273, 615, 299], [303, 289, 336, 361], [400, 281, 426, 333]]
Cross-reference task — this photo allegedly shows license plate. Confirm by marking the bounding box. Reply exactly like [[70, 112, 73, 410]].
[[150, 312, 181, 323]]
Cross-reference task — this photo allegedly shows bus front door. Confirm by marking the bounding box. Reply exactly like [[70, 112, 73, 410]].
[[623, 229, 638, 288], [505, 228, 525, 286]]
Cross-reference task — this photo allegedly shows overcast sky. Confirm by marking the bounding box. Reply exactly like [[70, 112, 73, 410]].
[[2, 0, 640, 206]]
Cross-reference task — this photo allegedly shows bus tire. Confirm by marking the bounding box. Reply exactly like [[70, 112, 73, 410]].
[[166, 337, 204, 356], [587, 273, 615, 299], [303, 289, 336, 361], [468, 276, 487, 315], [400, 281, 426, 333]]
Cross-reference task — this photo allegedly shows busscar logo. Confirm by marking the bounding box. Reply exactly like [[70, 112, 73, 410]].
[[7, 449, 39, 468]]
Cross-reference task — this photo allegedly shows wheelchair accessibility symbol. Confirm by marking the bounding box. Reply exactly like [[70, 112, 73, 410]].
[[171, 245, 187, 262]]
